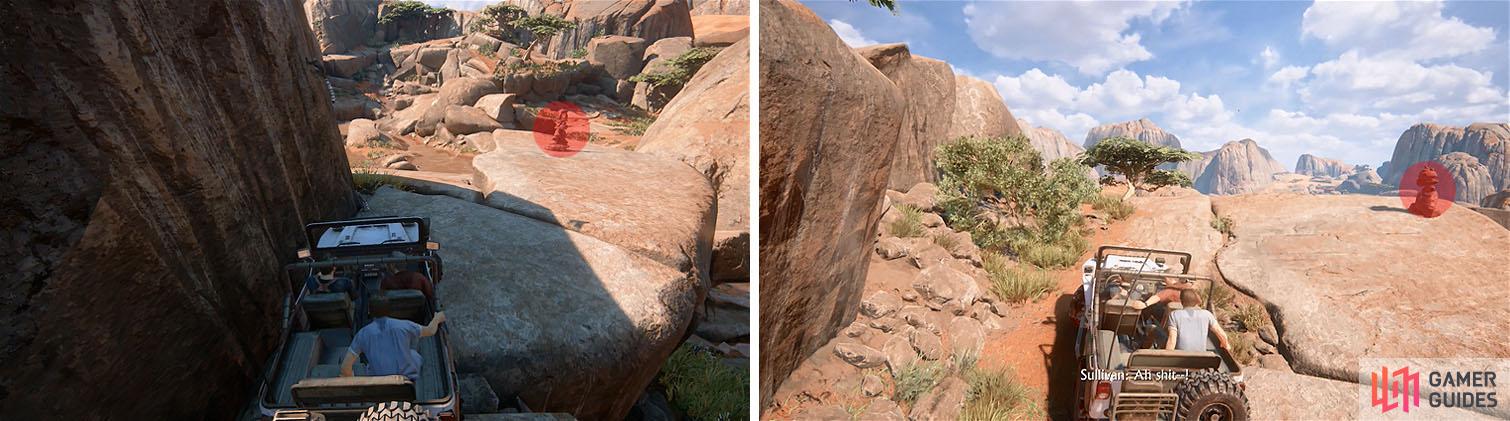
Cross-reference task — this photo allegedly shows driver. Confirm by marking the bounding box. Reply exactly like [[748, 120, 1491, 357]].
[[1165, 289, 1232, 352]]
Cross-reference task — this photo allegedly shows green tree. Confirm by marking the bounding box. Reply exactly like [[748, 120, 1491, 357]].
[[935, 135, 1097, 249], [852, 0, 897, 12], [511, 14, 576, 62], [1079, 137, 1199, 200], [378, 1, 450, 25], [467, 3, 528, 41]]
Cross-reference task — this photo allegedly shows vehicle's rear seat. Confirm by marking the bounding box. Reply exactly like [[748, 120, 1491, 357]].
[[303, 293, 352, 330], [383, 289, 428, 322]]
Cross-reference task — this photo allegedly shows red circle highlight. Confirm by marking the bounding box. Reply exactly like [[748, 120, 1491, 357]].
[[531, 101, 590, 158], [1397, 161, 1455, 218]]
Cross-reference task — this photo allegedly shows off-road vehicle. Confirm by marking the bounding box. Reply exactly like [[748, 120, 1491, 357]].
[[1071, 246, 1249, 421], [253, 217, 460, 421]]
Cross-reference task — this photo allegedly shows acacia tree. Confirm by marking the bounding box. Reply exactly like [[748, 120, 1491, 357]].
[[467, 4, 528, 41], [1079, 137, 1200, 200], [511, 14, 576, 62]]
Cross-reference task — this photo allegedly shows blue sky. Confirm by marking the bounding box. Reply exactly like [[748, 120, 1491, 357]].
[[807, 0, 1510, 169]]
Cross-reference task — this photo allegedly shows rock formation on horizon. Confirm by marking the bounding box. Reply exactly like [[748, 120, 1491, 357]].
[[759, 0, 904, 407], [1083, 118, 1183, 150], [1383, 122, 1508, 204], [1294, 154, 1353, 178], [1436, 152, 1497, 204], [1194, 139, 1288, 195], [0, 0, 356, 417], [532, 0, 696, 60], [946, 75, 1023, 141], [1016, 118, 1085, 164], [857, 43, 957, 190]]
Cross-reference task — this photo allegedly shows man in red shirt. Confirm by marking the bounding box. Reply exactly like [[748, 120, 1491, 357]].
[[381, 265, 434, 301]]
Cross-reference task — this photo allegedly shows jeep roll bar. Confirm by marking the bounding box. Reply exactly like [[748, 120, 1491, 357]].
[[1095, 246, 1192, 274]]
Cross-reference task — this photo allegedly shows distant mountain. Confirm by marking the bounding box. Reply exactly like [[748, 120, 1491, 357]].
[[1294, 154, 1353, 178], [1193, 139, 1287, 195]]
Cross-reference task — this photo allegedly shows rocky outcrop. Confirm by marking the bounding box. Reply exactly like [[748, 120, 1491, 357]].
[[1483, 189, 1510, 209], [305, 0, 381, 54], [1437, 152, 1497, 203], [758, 0, 904, 406], [1016, 119, 1085, 164], [472, 141, 715, 286], [857, 44, 957, 190], [1384, 123, 1508, 203], [1083, 118, 1183, 150], [360, 188, 695, 421], [638, 39, 750, 282], [1212, 194, 1510, 382], [376, 5, 474, 45], [0, 0, 356, 417], [586, 35, 649, 80], [691, 14, 749, 47], [1294, 154, 1352, 178], [537, 0, 695, 60], [689, 0, 749, 15], [1192, 139, 1287, 195], [946, 75, 1022, 141], [1174, 150, 1216, 181]]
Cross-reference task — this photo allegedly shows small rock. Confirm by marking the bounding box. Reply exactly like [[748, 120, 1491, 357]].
[[379, 153, 413, 168], [798, 405, 852, 419], [908, 376, 966, 420], [912, 264, 980, 308], [883, 332, 918, 376], [1253, 339, 1276, 355], [989, 301, 1008, 317], [901, 291, 919, 302], [387, 161, 418, 171], [860, 291, 904, 319], [909, 329, 946, 361], [897, 182, 940, 211], [833, 343, 887, 368], [897, 306, 940, 334], [868, 317, 905, 333], [970, 302, 991, 320], [1259, 354, 1292, 372], [875, 237, 910, 260], [1259, 324, 1279, 346], [458, 374, 500, 414], [862, 398, 907, 421], [908, 244, 953, 269], [948, 317, 985, 359], [921, 212, 945, 228], [843, 321, 868, 338], [861, 374, 885, 397]]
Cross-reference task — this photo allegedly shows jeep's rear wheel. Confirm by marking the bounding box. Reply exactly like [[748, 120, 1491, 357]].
[[359, 401, 435, 421], [1175, 369, 1249, 421]]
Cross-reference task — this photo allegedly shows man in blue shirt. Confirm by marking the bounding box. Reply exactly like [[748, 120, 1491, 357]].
[[341, 295, 446, 382]]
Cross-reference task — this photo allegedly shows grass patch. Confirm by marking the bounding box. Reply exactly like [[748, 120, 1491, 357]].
[[960, 365, 1044, 420], [1005, 228, 1087, 269], [1088, 194, 1135, 221], [351, 165, 411, 194], [892, 359, 946, 408], [1205, 282, 1235, 311], [1211, 215, 1235, 238], [1229, 334, 1257, 366], [984, 254, 1056, 304], [889, 204, 927, 238], [609, 115, 656, 136], [1231, 303, 1269, 331], [932, 231, 960, 254], [657, 344, 749, 420]]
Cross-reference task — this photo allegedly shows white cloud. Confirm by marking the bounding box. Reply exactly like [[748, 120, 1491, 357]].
[[1267, 65, 1310, 90], [828, 19, 877, 48], [962, 1, 1186, 75], [991, 68, 1241, 149], [1301, 0, 1497, 60], [1299, 50, 1506, 116], [1261, 46, 1280, 69]]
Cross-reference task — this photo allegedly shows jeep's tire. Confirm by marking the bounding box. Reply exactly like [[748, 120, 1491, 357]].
[[359, 402, 435, 421], [1175, 369, 1249, 421]]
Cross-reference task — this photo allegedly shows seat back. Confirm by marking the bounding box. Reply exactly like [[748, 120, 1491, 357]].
[[383, 289, 428, 322], [290, 375, 416, 406], [1126, 349, 1223, 370], [302, 293, 352, 330]]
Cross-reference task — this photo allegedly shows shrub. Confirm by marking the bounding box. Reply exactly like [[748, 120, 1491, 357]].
[[657, 344, 748, 420], [935, 136, 1096, 252], [932, 232, 960, 254], [1232, 303, 1269, 331], [351, 165, 411, 194], [470, 3, 527, 40], [630, 47, 721, 88], [985, 257, 1056, 303], [571, 47, 588, 59], [511, 14, 576, 62], [609, 115, 656, 136], [1211, 215, 1235, 237], [1229, 334, 1257, 366], [478, 42, 499, 58], [378, 1, 450, 25], [892, 359, 946, 407], [1088, 194, 1135, 221], [961, 365, 1043, 420], [889, 204, 926, 238], [1005, 227, 1086, 269], [1205, 282, 1235, 311]]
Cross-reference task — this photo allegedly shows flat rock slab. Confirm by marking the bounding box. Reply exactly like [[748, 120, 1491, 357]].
[[1245, 368, 1498, 420], [361, 188, 697, 420], [1123, 193, 1226, 275], [471, 141, 716, 278], [1213, 194, 1510, 382]]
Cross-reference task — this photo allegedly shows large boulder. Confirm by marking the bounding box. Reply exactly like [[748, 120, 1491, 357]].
[[304, 0, 381, 54], [856, 44, 957, 190], [586, 35, 649, 80], [0, 0, 356, 417], [946, 74, 1021, 140], [691, 14, 749, 47], [442, 105, 504, 135], [638, 39, 750, 282], [472, 141, 716, 286], [1384, 122, 1508, 202], [1436, 152, 1497, 203], [1293, 153, 1353, 178], [1192, 138, 1287, 195], [323, 49, 380, 78], [1212, 194, 1510, 382], [419, 77, 503, 135], [359, 188, 696, 421], [536, 0, 695, 60], [758, 0, 904, 406], [689, 0, 748, 15]]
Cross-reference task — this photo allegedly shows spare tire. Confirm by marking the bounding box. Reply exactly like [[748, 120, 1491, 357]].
[[1175, 369, 1249, 421], [359, 401, 436, 421]]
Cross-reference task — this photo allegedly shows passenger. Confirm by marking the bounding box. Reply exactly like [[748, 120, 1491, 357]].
[[1165, 289, 1231, 352], [381, 265, 435, 301], [341, 296, 446, 382], [305, 266, 353, 295], [1132, 277, 1192, 310]]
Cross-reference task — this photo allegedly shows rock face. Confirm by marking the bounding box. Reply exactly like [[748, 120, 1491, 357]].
[[537, 0, 695, 60], [689, 0, 749, 15], [946, 75, 1022, 141], [1016, 119, 1085, 164], [0, 0, 356, 417], [857, 44, 957, 191], [1083, 118, 1183, 150], [1212, 194, 1510, 382], [305, 0, 381, 54], [1193, 139, 1287, 195], [1384, 122, 1509, 203], [472, 141, 715, 286], [638, 39, 751, 282], [690, 14, 749, 47], [1437, 152, 1497, 203], [1294, 154, 1353, 178], [360, 189, 695, 421], [759, 0, 904, 406], [586, 35, 649, 80]]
